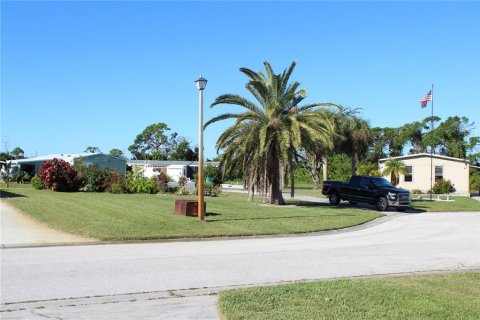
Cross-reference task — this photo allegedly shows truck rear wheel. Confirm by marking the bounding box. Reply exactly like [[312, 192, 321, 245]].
[[329, 192, 340, 205], [375, 197, 388, 211]]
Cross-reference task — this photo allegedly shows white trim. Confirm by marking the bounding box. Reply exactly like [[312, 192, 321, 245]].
[[379, 153, 470, 164]]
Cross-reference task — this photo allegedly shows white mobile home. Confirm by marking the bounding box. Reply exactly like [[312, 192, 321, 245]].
[[378, 153, 470, 196]]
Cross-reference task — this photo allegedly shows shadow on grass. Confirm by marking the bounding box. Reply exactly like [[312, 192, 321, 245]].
[[0, 189, 27, 198], [206, 212, 221, 217]]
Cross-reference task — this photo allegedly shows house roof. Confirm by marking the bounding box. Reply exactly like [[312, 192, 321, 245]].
[[127, 160, 220, 167], [14, 152, 112, 163], [378, 153, 470, 164]]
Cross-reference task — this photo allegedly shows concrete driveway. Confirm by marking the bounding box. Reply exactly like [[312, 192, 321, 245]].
[[1, 211, 479, 319]]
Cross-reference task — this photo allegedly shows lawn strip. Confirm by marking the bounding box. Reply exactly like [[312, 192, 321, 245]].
[[1, 187, 381, 240], [218, 272, 480, 320]]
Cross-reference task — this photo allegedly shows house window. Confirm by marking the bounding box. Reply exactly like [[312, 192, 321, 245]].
[[435, 166, 443, 181], [404, 166, 413, 182]]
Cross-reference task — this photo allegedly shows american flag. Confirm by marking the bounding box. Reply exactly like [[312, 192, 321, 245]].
[[420, 90, 432, 108]]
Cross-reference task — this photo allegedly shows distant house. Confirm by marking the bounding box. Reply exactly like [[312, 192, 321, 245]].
[[9, 153, 127, 176], [378, 153, 470, 196], [126, 160, 220, 182]]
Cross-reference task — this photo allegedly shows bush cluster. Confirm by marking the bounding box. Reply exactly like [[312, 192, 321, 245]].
[[13, 170, 31, 183], [76, 161, 112, 192], [37, 158, 79, 192], [431, 179, 455, 194], [31, 161, 221, 197]]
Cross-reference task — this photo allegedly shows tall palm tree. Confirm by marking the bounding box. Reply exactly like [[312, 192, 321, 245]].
[[337, 110, 372, 175], [381, 158, 408, 185], [205, 61, 336, 205]]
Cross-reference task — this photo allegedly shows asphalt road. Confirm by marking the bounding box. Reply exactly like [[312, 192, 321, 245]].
[[1, 211, 479, 319]]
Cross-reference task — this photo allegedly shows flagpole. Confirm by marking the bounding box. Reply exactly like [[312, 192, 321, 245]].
[[430, 84, 434, 200]]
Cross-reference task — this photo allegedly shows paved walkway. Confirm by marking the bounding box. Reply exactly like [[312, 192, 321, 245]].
[[0, 201, 94, 246]]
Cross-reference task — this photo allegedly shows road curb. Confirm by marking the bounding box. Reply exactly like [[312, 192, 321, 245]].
[[1, 213, 400, 249]]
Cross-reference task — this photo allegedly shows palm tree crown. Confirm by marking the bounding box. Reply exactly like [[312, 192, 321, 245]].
[[381, 158, 408, 185], [205, 61, 336, 204]]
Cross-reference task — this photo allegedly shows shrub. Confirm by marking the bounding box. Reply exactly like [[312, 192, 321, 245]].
[[125, 172, 159, 194], [76, 163, 112, 192], [154, 172, 170, 193], [37, 158, 79, 192], [109, 182, 124, 194], [105, 170, 126, 194], [205, 184, 222, 197], [13, 170, 31, 183], [411, 189, 423, 194], [174, 176, 191, 195], [31, 176, 44, 190], [204, 164, 223, 186], [432, 179, 455, 194]]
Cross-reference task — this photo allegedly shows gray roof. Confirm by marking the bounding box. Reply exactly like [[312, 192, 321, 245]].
[[15, 152, 106, 163], [127, 160, 220, 167]]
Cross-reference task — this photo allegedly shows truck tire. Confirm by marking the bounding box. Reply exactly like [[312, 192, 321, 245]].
[[329, 192, 341, 205], [375, 196, 388, 211]]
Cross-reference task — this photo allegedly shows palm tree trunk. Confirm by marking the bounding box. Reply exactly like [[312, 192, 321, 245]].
[[290, 165, 295, 198], [322, 156, 328, 184], [351, 153, 358, 176], [268, 147, 285, 205], [289, 149, 295, 198]]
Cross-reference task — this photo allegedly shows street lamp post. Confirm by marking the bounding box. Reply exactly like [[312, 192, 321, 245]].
[[195, 76, 207, 221]]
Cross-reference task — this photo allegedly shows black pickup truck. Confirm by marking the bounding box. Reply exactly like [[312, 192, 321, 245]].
[[321, 175, 410, 211]]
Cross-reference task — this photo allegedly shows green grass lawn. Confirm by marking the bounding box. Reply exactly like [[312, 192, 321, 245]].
[[410, 197, 480, 212], [0, 186, 382, 241], [218, 272, 480, 320]]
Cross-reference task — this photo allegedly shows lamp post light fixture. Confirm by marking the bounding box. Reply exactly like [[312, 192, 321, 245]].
[[195, 76, 207, 221]]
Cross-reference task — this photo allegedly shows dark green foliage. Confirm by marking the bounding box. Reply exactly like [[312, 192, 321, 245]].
[[10, 147, 25, 159], [204, 164, 222, 186], [76, 163, 112, 192], [125, 171, 159, 194], [470, 171, 480, 194], [293, 166, 311, 184], [328, 154, 351, 182], [128, 123, 197, 161], [31, 176, 44, 190], [431, 179, 455, 194], [13, 170, 31, 183], [105, 170, 126, 194], [109, 148, 124, 157], [356, 162, 380, 176], [84, 146, 101, 153]]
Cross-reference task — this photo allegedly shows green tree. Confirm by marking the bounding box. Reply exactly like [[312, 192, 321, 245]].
[[470, 170, 480, 194], [169, 138, 198, 161], [356, 162, 380, 176], [381, 158, 408, 185], [128, 123, 197, 161], [206, 61, 337, 204], [10, 147, 25, 159], [424, 116, 479, 158], [109, 148, 124, 157], [84, 146, 101, 153], [337, 113, 372, 175]]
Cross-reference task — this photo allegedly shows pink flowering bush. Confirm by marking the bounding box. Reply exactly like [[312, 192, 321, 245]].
[[37, 158, 79, 192]]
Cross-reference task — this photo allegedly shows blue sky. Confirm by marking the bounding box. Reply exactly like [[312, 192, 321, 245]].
[[2, 1, 479, 159]]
